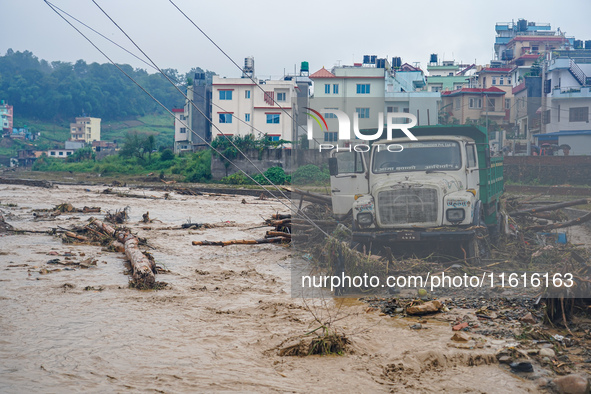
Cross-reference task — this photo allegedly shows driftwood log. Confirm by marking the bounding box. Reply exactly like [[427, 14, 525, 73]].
[[192, 237, 285, 246], [525, 211, 591, 232], [89, 218, 155, 287], [509, 198, 590, 216]]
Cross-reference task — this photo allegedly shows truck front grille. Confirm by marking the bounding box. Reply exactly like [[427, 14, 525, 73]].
[[377, 188, 438, 225]]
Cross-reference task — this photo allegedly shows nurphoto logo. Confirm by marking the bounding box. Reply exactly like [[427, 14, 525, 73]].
[[305, 108, 418, 152]]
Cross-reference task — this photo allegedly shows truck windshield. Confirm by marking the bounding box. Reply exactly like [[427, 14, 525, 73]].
[[373, 141, 462, 173]]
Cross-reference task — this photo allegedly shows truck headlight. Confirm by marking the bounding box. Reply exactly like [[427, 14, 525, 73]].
[[446, 208, 465, 222], [357, 213, 373, 226]]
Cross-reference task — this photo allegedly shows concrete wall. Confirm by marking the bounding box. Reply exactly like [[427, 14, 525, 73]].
[[211, 148, 327, 179], [504, 156, 591, 185]]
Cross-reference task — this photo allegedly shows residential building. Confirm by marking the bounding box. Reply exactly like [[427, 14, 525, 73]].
[[385, 62, 440, 126], [308, 60, 386, 147], [0, 100, 13, 134], [70, 117, 101, 143], [544, 55, 591, 134], [47, 149, 75, 158], [210, 72, 296, 143], [172, 108, 191, 154], [440, 87, 507, 126], [426, 55, 475, 93]]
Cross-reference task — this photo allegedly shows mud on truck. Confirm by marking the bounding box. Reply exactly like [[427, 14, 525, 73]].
[[328, 125, 504, 261]]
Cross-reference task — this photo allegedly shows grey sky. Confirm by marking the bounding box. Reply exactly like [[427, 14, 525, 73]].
[[2, 0, 590, 79]]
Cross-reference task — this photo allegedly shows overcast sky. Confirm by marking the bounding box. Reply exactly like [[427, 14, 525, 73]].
[[2, 0, 590, 79]]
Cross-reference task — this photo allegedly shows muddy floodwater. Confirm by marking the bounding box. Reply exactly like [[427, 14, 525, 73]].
[[0, 184, 540, 392]]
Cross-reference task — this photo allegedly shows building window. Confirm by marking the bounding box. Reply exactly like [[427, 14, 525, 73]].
[[469, 98, 482, 109], [356, 84, 370, 94], [499, 77, 504, 85], [387, 106, 399, 113], [485, 98, 495, 111], [432, 87, 440, 92], [266, 114, 280, 124], [245, 90, 251, 99], [180, 115, 186, 121], [324, 84, 330, 94], [492, 77, 497, 85], [455, 98, 460, 110], [67, 152, 72, 156], [180, 128, 186, 133], [324, 108, 338, 119], [532, 46, 539, 52], [59, 152, 63, 156], [508, 77, 512, 85], [277, 92, 286, 101], [267, 135, 280, 142], [219, 90, 232, 100], [333, 84, 339, 94], [356, 108, 370, 118], [505, 99, 511, 109], [557, 105, 560, 122], [324, 132, 338, 142], [245, 113, 251, 122], [569, 107, 589, 122], [219, 113, 233, 123], [51, 151, 56, 156], [543, 110, 551, 124]]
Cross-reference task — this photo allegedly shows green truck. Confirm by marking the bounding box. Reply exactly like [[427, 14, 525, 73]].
[[328, 125, 504, 260]]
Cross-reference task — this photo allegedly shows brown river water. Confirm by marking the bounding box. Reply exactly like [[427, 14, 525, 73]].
[[0, 184, 539, 392]]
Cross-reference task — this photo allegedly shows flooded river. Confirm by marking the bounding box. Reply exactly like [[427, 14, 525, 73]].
[[0, 184, 539, 392]]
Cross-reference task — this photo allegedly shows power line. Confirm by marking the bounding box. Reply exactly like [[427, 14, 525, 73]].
[[167, 0, 324, 147], [46, 0, 329, 237], [44, 0, 330, 237], [88, 0, 324, 233], [45, 1, 274, 140]]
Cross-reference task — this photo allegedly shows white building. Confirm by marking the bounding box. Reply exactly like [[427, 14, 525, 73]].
[[544, 57, 591, 134], [172, 108, 191, 153], [308, 64, 385, 147], [307, 58, 440, 148], [47, 149, 74, 158], [210, 75, 296, 143], [70, 117, 101, 143]]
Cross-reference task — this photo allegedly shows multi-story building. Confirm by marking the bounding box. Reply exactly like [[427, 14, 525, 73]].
[[210, 73, 296, 143], [172, 108, 191, 153], [70, 117, 101, 143], [426, 55, 475, 93], [440, 87, 507, 126], [385, 62, 440, 126], [308, 60, 386, 147], [532, 48, 591, 155], [307, 57, 440, 147], [0, 100, 13, 134]]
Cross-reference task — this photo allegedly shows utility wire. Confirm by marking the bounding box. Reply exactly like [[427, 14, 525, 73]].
[[88, 0, 326, 235], [45, 1, 272, 140], [167, 0, 324, 147], [44, 0, 329, 237]]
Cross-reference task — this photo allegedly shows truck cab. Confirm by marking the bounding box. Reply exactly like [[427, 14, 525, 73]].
[[329, 125, 503, 254]]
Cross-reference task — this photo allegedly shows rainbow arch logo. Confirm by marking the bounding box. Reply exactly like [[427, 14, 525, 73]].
[[304, 107, 328, 131]]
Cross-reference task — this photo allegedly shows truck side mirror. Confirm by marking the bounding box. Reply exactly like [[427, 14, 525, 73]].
[[328, 157, 338, 176]]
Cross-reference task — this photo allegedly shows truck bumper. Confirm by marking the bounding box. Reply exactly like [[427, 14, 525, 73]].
[[352, 229, 475, 243]]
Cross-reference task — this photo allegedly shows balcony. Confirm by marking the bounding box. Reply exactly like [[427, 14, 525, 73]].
[[551, 87, 591, 99]]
